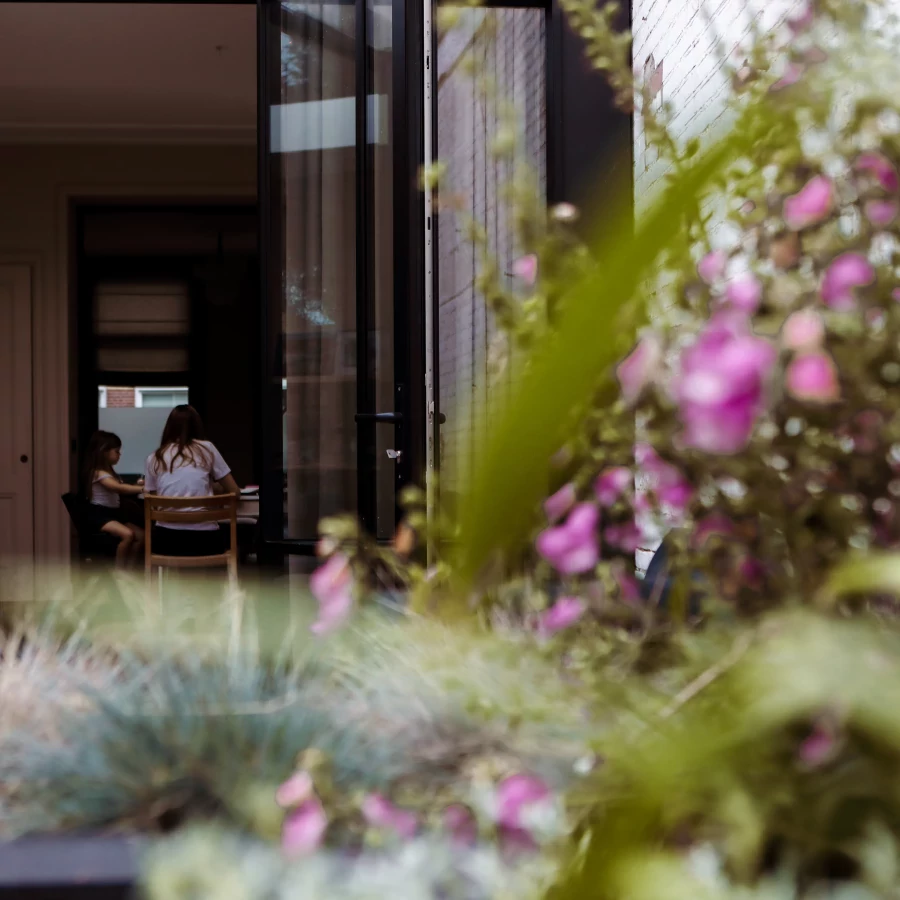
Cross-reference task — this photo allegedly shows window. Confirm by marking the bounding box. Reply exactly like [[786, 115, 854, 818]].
[[98, 386, 108, 409], [134, 387, 189, 409]]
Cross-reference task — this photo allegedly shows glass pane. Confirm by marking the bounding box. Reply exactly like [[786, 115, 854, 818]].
[[276, 0, 358, 540], [435, 7, 546, 511], [370, 0, 395, 540]]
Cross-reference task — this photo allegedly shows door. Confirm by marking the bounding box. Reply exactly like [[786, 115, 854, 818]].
[[0, 263, 34, 563], [259, 0, 421, 554]]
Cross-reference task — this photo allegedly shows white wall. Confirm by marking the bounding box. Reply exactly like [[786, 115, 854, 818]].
[[0, 143, 255, 560]]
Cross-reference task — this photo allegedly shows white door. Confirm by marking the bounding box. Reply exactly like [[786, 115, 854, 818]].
[[0, 264, 34, 564]]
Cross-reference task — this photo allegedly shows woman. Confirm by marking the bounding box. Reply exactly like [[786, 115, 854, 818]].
[[143, 405, 241, 557]]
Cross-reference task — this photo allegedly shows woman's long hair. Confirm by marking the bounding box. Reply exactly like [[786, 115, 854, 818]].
[[81, 430, 121, 499], [151, 405, 212, 474]]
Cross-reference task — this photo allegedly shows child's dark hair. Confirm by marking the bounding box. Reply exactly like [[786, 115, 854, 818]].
[[81, 430, 122, 499]]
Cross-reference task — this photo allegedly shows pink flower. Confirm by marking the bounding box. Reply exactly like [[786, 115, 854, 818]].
[[724, 273, 762, 314], [691, 514, 734, 549], [604, 520, 644, 552], [865, 199, 899, 227], [537, 596, 586, 635], [594, 467, 632, 506], [282, 798, 328, 856], [536, 503, 599, 574], [893, 288, 900, 304], [783, 175, 833, 229], [787, 3, 814, 35], [543, 483, 576, 523], [495, 774, 552, 831], [616, 334, 661, 405], [771, 62, 804, 92], [697, 250, 728, 284], [443, 804, 478, 847], [276, 771, 314, 809], [511, 254, 538, 286], [799, 723, 838, 767], [362, 794, 418, 839], [821, 252, 875, 311], [614, 568, 642, 604], [856, 152, 899, 192], [740, 556, 766, 589], [786, 351, 840, 403], [310, 553, 354, 635], [635, 444, 694, 514], [782, 308, 824, 350], [676, 317, 776, 454]]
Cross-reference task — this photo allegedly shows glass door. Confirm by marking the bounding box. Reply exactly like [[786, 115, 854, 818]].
[[259, 0, 409, 552]]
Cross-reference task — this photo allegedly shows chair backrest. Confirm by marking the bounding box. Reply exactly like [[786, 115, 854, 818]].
[[144, 494, 238, 578], [61, 492, 87, 532]]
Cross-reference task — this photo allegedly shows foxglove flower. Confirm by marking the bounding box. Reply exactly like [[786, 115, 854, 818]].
[[771, 62, 804, 92], [543, 483, 576, 523], [856, 151, 899, 192], [443, 805, 478, 847], [697, 250, 728, 284], [495, 774, 552, 831], [676, 317, 776, 454], [594, 467, 631, 506], [310, 553, 354, 635], [724, 273, 762, 313], [604, 520, 644, 553], [537, 596, 586, 635], [786, 351, 840, 403], [782, 308, 824, 350], [799, 723, 838, 767], [783, 175, 833, 229], [276, 771, 314, 809], [616, 334, 661, 405], [635, 443, 694, 514], [821, 252, 874, 310], [362, 794, 418, 839], [511, 254, 538, 286], [865, 199, 899, 227], [536, 503, 599, 574], [282, 799, 328, 856]]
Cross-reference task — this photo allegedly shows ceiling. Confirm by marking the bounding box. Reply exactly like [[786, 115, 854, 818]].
[[0, 3, 256, 144]]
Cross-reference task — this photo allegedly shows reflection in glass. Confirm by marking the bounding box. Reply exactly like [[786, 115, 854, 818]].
[[277, 1, 358, 539], [436, 8, 546, 508]]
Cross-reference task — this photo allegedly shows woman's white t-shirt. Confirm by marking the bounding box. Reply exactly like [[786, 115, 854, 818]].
[[143, 440, 231, 531]]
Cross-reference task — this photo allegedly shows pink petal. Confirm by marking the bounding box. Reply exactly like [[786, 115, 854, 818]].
[[282, 798, 328, 856], [782, 308, 824, 350], [362, 794, 418, 839], [537, 596, 586, 635], [310, 553, 352, 604], [511, 254, 538, 286], [616, 334, 661, 405], [543, 483, 576, 523], [865, 199, 899, 227], [786, 351, 841, 403], [443, 804, 478, 847], [856, 152, 899, 192], [691, 514, 734, 549], [495, 774, 551, 830], [799, 724, 837, 767], [276, 771, 313, 809], [771, 62, 804, 92], [783, 175, 833, 229], [698, 250, 728, 284], [893, 288, 900, 304], [604, 520, 644, 552], [787, 3, 814, 35], [310, 585, 354, 635], [594, 467, 632, 506], [614, 569, 642, 604], [821, 252, 875, 311], [724, 273, 763, 313]]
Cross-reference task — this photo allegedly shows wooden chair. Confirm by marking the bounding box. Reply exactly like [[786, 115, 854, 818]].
[[144, 494, 238, 582]]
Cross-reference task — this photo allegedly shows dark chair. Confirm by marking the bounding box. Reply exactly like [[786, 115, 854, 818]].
[[61, 493, 119, 564]]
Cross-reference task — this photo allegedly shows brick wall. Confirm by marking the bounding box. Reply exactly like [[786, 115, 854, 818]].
[[105, 387, 135, 409], [436, 8, 547, 498], [632, 0, 803, 215]]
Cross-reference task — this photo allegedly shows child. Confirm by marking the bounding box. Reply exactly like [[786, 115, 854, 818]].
[[81, 430, 145, 567]]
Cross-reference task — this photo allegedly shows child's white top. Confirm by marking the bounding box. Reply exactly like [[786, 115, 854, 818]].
[[143, 440, 231, 531], [91, 471, 121, 508]]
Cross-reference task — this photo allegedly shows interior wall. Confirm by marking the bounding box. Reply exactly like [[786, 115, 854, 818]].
[[0, 142, 255, 559]]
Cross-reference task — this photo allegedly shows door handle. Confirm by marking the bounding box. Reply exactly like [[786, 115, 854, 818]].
[[354, 412, 403, 424]]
